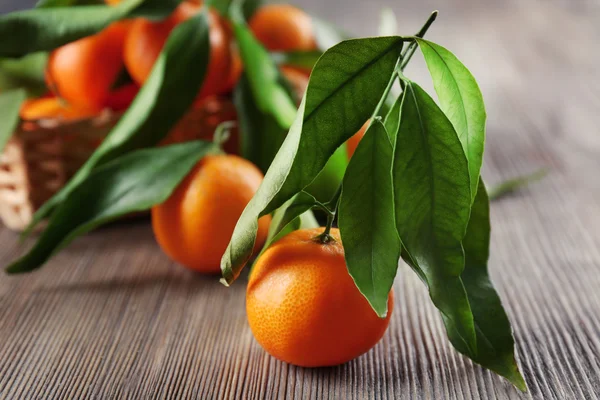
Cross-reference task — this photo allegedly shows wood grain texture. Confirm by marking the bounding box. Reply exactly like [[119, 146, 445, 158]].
[[1, 0, 600, 398]]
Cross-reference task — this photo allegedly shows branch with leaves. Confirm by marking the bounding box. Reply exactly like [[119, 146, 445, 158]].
[[0, 0, 535, 392]]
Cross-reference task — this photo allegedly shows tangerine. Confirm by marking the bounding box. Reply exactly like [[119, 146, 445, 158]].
[[249, 4, 316, 52], [19, 97, 99, 121], [162, 96, 239, 154], [45, 21, 130, 110], [347, 120, 369, 158], [152, 155, 270, 274], [123, 4, 232, 99], [247, 228, 393, 367]]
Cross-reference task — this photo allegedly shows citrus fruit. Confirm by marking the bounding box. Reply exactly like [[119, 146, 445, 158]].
[[247, 227, 394, 367], [123, 4, 233, 99], [161, 96, 239, 154], [249, 4, 316, 52], [19, 97, 99, 121], [152, 154, 271, 274], [45, 21, 130, 110], [347, 120, 369, 158]]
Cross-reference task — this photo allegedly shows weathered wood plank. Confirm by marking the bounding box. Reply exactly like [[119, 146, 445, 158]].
[[1, 0, 599, 398]]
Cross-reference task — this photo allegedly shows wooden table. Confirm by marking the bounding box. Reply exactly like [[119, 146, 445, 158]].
[[1, 0, 600, 398]]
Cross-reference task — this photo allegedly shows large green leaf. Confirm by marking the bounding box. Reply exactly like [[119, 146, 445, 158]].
[[0, 0, 181, 57], [221, 37, 404, 284], [0, 52, 47, 83], [0, 89, 26, 154], [24, 12, 210, 235], [234, 73, 287, 173], [392, 81, 476, 356], [383, 93, 402, 146], [230, 4, 297, 129], [7, 141, 216, 274], [338, 119, 400, 317], [417, 39, 486, 203], [0, 52, 48, 97], [455, 179, 527, 390]]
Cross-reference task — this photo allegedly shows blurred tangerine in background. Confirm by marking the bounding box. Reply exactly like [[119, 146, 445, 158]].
[[152, 154, 271, 274], [123, 3, 235, 100], [45, 21, 131, 111], [20, 96, 99, 122], [249, 4, 316, 52]]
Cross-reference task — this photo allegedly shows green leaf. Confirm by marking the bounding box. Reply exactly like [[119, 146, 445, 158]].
[[383, 93, 402, 146], [234, 73, 287, 173], [338, 119, 401, 317], [37, 0, 103, 7], [392, 81, 476, 356], [272, 191, 321, 237], [23, 12, 210, 236], [458, 179, 527, 391], [0, 52, 48, 97], [304, 145, 348, 203], [312, 16, 349, 51], [264, 191, 321, 249], [230, 4, 297, 129], [0, 89, 26, 154], [7, 141, 215, 274], [488, 168, 548, 201], [417, 39, 486, 203], [221, 37, 404, 285], [0, 0, 181, 57], [379, 8, 397, 36], [271, 50, 323, 72], [205, 0, 261, 19], [0, 52, 47, 82]]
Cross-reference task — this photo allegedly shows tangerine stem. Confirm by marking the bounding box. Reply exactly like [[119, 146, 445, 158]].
[[317, 183, 342, 243], [370, 59, 399, 121]]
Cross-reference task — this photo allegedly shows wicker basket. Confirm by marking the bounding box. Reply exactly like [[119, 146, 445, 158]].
[[0, 111, 118, 231], [0, 97, 237, 231]]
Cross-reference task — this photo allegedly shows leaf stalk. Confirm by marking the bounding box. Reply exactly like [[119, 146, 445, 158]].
[[400, 10, 438, 71]]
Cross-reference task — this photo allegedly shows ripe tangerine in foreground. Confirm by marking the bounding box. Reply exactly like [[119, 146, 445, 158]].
[[152, 155, 271, 274], [247, 228, 393, 367]]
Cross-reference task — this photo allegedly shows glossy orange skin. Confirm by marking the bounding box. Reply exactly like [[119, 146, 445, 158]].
[[347, 120, 369, 158], [124, 4, 231, 99], [46, 21, 129, 110], [247, 228, 394, 367], [249, 4, 316, 52], [20, 97, 99, 121], [152, 155, 271, 274]]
